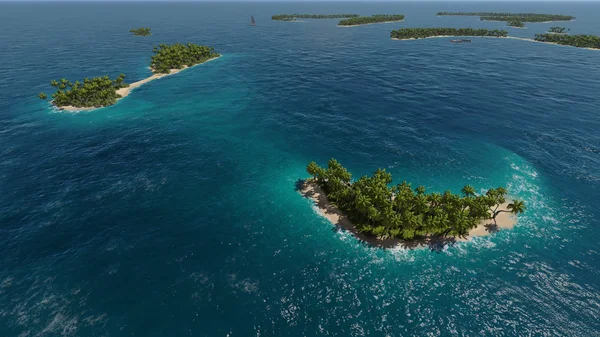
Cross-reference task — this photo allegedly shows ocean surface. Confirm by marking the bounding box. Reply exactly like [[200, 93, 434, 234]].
[[1, 1, 600, 336]]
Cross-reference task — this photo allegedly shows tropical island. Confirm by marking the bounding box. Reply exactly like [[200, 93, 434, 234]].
[[130, 27, 152, 36], [39, 75, 128, 109], [507, 19, 525, 28], [534, 34, 600, 49], [150, 43, 220, 74], [272, 14, 359, 21], [548, 26, 569, 34], [39, 43, 220, 111], [338, 14, 405, 27], [436, 12, 575, 23], [390, 27, 599, 50], [301, 159, 525, 247], [390, 28, 508, 40]]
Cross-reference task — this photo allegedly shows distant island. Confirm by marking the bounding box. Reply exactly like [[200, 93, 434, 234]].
[[390, 27, 599, 50], [548, 26, 569, 34], [338, 14, 405, 27], [534, 34, 600, 49], [507, 19, 525, 28], [390, 28, 508, 39], [272, 14, 359, 21], [436, 12, 575, 23], [130, 27, 152, 36], [301, 159, 525, 247], [40, 43, 220, 111]]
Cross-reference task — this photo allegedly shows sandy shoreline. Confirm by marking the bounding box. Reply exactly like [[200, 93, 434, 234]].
[[57, 56, 221, 112], [392, 35, 600, 51], [299, 180, 517, 250], [337, 19, 404, 27]]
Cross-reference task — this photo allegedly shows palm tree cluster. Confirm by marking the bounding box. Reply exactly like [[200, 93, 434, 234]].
[[535, 34, 600, 49], [436, 12, 574, 22], [306, 159, 526, 240], [272, 14, 359, 21], [390, 28, 508, 39], [150, 43, 220, 74], [338, 14, 404, 26], [129, 28, 152, 36], [38, 74, 128, 108], [480, 14, 574, 23], [507, 19, 525, 28], [549, 26, 569, 34]]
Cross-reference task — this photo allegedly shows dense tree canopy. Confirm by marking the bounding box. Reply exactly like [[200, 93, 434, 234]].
[[150, 43, 220, 74], [436, 12, 574, 23], [272, 14, 359, 21], [391, 28, 508, 39], [534, 34, 600, 49], [307, 159, 525, 240], [130, 28, 152, 36], [338, 14, 405, 26], [507, 19, 525, 28], [38, 74, 128, 108]]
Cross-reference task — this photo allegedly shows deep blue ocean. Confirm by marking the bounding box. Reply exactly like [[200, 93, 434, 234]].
[[1, 1, 600, 336]]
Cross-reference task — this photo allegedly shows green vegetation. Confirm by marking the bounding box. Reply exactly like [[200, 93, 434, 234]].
[[38, 74, 128, 108], [390, 28, 507, 39], [150, 43, 220, 74], [549, 26, 569, 34], [338, 14, 404, 26], [507, 19, 524, 28], [130, 28, 152, 36], [534, 34, 600, 49], [306, 159, 525, 240], [436, 12, 574, 23], [272, 14, 359, 21]]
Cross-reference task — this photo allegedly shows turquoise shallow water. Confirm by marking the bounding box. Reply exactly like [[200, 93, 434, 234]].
[[1, 1, 600, 336]]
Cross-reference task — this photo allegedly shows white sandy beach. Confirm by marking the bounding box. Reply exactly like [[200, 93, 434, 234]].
[[300, 180, 517, 249], [57, 56, 221, 112], [337, 19, 404, 27], [392, 35, 600, 51]]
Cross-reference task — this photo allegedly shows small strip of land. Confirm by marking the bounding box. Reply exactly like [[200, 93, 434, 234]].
[[58, 56, 220, 112], [130, 27, 151, 36], [272, 14, 359, 21], [390, 28, 508, 39], [338, 20, 404, 27], [391, 34, 600, 51], [337, 14, 405, 27], [436, 12, 575, 23], [40, 43, 221, 112]]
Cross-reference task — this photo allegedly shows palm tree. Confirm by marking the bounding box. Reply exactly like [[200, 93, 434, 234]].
[[492, 199, 526, 222], [355, 193, 371, 216], [413, 194, 428, 214], [415, 185, 426, 195], [461, 185, 475, 198], [427, 192, 442, 209], [306, 161, 320, 180], [507, 199, 526, 215]]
